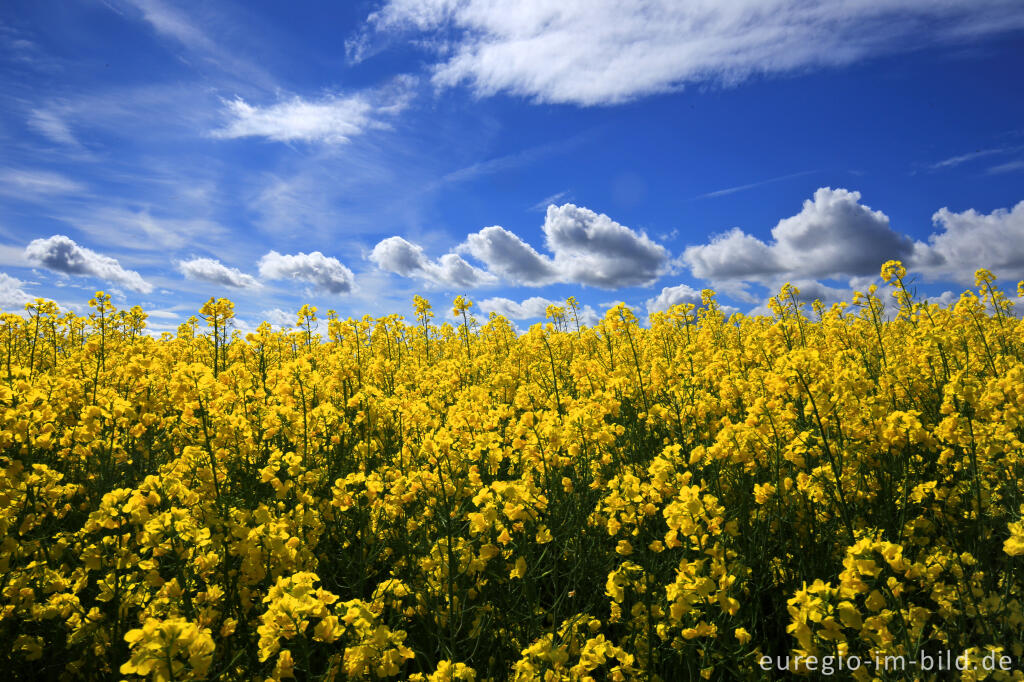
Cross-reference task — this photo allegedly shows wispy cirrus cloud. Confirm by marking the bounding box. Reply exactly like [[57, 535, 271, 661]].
[[56, 206, 228, 253], [27, 110, 81, 147], [529, 190, 570, 212], [988, 160, 1024, 174], [928, 146, 1017, 170], [426, 129, 597, 194], [697, 170, 817, 199], [111, 0, 277, 90], [0, 168, 85, 199], [357, 0, 1024, 106]]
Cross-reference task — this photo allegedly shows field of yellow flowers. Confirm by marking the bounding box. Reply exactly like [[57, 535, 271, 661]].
[[2, 261, 1023, 681]]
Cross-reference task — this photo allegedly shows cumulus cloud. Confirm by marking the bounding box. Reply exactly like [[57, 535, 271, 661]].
[[211, 78, 414, 144], [645, 283, 744, 318], [24, 235, 153, 293], [369, 236, 497, 289], [0, 273, 35, 310], [478, 296, 565, 319], [784, 280, 852, 307], [742, 279, 864, 317], [683, 228, 780, 281], [925, 290, 960, 308], [262, 308, 294, 327], [257, 250, 355, 294], [359, 0, 1024, 105], [478, 295, 599, 326], [460, 226, 559, 286], [645, 283, 703, 315], [433, 253, 496, 289], [544, 204, 670, 287], [911, 201, 1024, 284], [459, 204, 669, 289], [178, 257, 260, 289], [683, 188, 912, 284]]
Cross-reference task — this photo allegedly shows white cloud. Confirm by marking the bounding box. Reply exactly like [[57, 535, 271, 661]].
[[434, 253, 496, 289], [433, 135, 588, 188], [178, 257, 260, 289], [459, 204, 670, 289], [369, 237, 425, 277], [145, 309, 180, 320], [361, 0, 1024, 105], [257, 250, 355, 294], [27, 110, 80, 146], [262, 308, 294, 327], [114, 0, 276, 89], [682, 227, 780, 281], [708, 280, 761, 305], [925, 290, 960, 308], [24, 235, 153, 293], [543, 204, 670, 287], [530, 190, 570, 212], [121, 0, 220, 54], [681, 190, 1024, 297], [769, 188, 912, 277], [746, 277, 893, 317], [911, 201, 1024, 284], [646, 282, 747, 318], [370, 236, 497, 289], [784, 280, 852, 307], [213, 95, 376, 144], [211, 78, 414, 144], [0, 169, 85, 198], [0, 245, 27, 267], [929, 146, 1018, 170], [478, 295, 599, 325], [460, 226, 559, 286], [988, 160, 1024, 175], [699, 170, 817, 199], [60, 207, 228, 252], [0, 273, 35, 310], [683, 187, 912, 283], [478, 296, 564, 319], [645, 283, 703, 315]]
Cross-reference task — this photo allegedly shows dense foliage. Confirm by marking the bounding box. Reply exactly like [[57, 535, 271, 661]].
[[2, 261, 1023, 680]]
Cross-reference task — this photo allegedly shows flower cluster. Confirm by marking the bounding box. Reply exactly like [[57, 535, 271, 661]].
[[1, 265, 1023, 680]]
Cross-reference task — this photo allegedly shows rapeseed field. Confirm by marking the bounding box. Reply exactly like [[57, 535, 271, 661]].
[[2, 261, 1023, 680]]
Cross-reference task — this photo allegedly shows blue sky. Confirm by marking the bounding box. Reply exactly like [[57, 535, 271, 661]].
[[2, 0, 1023, 332]]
